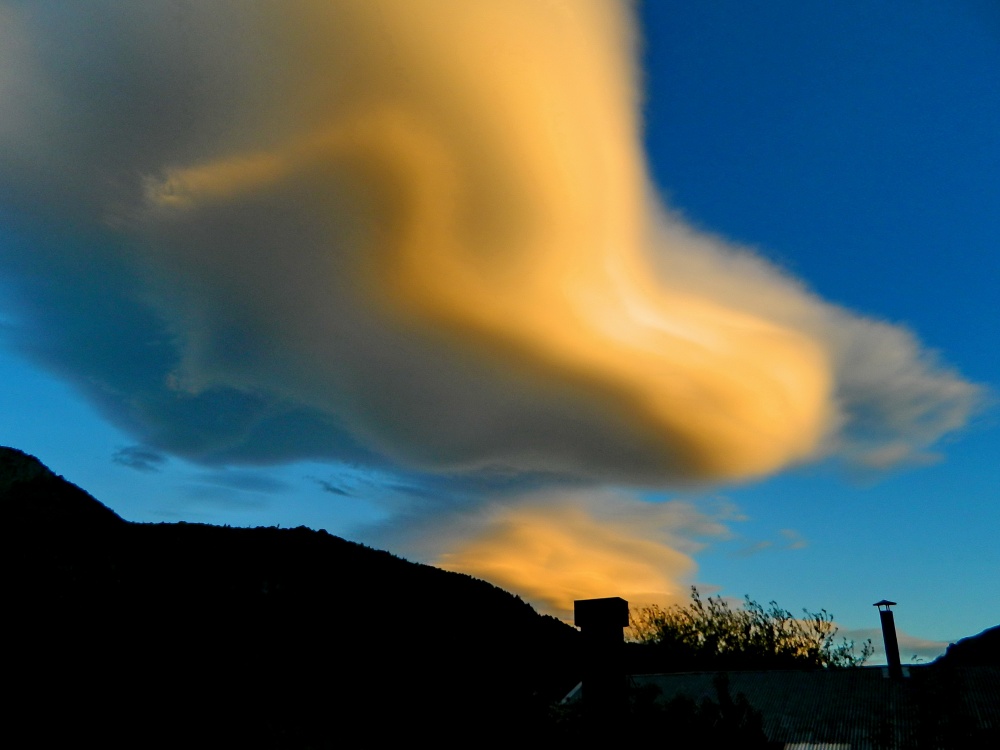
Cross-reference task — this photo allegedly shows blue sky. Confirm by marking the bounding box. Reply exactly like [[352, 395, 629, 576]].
[[1, 1, 997, 661], [637, 1, 999, 652]]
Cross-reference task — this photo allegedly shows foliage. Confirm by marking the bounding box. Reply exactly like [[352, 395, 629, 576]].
[[628, 586, 873, 671]]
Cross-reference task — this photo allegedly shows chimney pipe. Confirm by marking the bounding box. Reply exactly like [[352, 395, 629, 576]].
[[575, 597, 629, 731], [874, 600, 903, 679]]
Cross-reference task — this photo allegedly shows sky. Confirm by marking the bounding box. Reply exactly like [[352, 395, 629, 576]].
[[1, 1, 997, 664]]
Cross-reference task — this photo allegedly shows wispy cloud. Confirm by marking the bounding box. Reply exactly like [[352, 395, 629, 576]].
[[175, 484, 270, 512], [778, 528, 808, 550], [309, 476, 351, 497], [732, 527, 807, 557], [734, 540, 775, 558], [112, 445, 167, 473], [192, 470, 291, 495]]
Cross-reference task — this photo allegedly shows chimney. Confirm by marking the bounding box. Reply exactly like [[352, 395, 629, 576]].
[[874, 599, 903, 679], [575, 597, 629, 730]]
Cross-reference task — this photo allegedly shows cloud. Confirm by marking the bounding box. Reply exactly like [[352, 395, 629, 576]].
[[192, 470, 291, 495], [0, 0, 981, 487], [176, 484, 270, 512], [375, 488, 738, 621], [731, 527, 807, 557], [169, 469, 290, 513], [778, 528, 808, 550], [841, 627, 950, 664], [310, 477, 351, 497], [734, 540, 775, 558], [112, 445, 167, 473]]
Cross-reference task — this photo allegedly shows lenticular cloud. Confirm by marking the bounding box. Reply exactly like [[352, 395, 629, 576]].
[[0, 0, 980, 482]]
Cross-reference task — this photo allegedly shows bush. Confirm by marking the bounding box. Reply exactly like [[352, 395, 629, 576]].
[[629, 586, 873, 671]]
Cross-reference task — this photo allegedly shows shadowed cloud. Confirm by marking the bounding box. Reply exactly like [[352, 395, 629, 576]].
[[732, 528, 808, 558], [310, 477, 351, 497], [192, 470, 291, 495], [113, 445, 167, 473]]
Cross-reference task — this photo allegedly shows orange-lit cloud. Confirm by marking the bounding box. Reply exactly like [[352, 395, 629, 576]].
[[427, 489, 735, 620], [0, 0, 981, 483], [143, 103, 833, 482]]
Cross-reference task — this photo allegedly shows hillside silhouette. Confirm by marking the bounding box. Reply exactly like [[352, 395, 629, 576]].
[[933, 625, 1000, 666], [4, 447, 579, 746]]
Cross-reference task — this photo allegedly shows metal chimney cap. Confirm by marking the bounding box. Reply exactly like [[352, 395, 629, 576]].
[[874, 599, 897, 610]]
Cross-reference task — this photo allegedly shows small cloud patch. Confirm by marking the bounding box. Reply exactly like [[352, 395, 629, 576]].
[[732, 528, 807, 557], [734, 540, 774, 558], [193, 471, 290, 494], [113, 445, 167, 473], [310, 477, 352, 497], [779, 528, 808, 550]]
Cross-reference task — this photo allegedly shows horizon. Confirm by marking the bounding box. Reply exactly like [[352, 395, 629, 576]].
[[1, 1, 997, 665], [5, 439, 993, 667]]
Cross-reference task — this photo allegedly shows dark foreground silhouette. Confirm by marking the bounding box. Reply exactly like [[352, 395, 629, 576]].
[[6, 447, 996, 747], [4, 447, 579, 746]]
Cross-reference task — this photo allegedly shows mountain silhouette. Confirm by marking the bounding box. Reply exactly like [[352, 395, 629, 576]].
[[3, 447, 579, 746], [1, 446, 124, 527], [935, 625, 1000, 667]]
